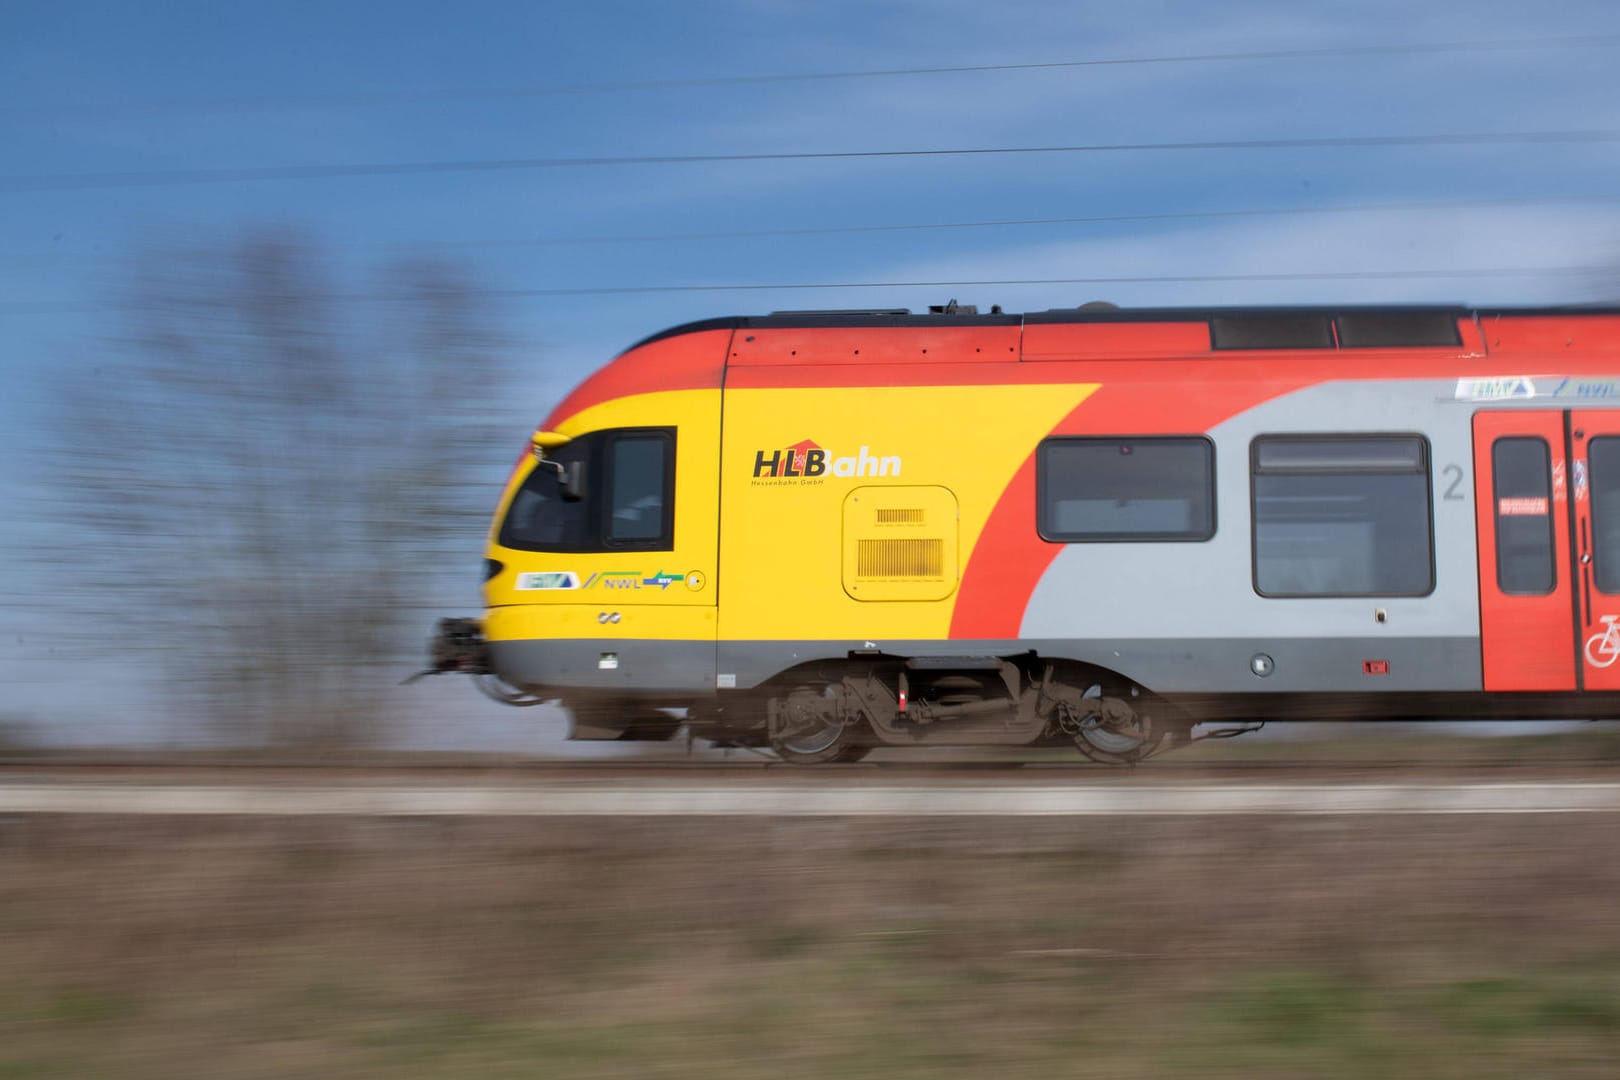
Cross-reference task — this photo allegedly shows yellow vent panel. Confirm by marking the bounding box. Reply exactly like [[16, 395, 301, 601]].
[[857, 538, 944, 578], [843, 485, 958, 602]]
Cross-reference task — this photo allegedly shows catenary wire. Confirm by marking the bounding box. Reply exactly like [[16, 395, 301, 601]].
[[3, 265, 1614, 315], [13, 193, 1620, 261], [6, 130, 1620, 193], [16, 193, 1620, 260], [394, 193, 1620, 249], [457, 266, 1620, 297], [9, 34, 1619, 116]]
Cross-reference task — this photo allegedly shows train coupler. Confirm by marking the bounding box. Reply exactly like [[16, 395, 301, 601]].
[[403, 617, 492, 684]]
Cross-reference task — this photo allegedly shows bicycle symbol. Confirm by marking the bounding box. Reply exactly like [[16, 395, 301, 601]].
[[1586, 614, 1620, 668]]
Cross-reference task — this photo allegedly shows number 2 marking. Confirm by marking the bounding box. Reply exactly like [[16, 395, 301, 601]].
[[1442, 464, 1465, 500]]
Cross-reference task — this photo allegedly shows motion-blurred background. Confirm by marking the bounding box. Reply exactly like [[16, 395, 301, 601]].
[[5, 1, 1620, 750], [10, 9, 1620, 1076]]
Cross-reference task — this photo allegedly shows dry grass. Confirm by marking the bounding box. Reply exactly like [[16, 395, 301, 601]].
[[3, 813, 1620, 1077]]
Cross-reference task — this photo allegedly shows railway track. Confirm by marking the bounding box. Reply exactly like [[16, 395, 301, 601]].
[[2, 752, 1620, 787], [4, 775, 1620, 816]]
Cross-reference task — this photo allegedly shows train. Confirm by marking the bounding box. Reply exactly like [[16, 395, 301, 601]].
[[422, 302, 1620, 762]]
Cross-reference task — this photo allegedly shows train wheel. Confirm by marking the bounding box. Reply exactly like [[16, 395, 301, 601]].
[[1067, 691, 1168, 765], [1074, 721, 1152, 764], [773, 726, 870, 765], [769, 685, 870, 765]]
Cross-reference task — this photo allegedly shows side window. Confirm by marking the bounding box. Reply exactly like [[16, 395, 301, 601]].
[[497, 428, 675, 553], [1589, 437, 1620, 593], [1037, 436, 1215, 542], [1493, 437, 1555, 595], [605, 431, 675, 548], [1251, 435, 1433, 597]]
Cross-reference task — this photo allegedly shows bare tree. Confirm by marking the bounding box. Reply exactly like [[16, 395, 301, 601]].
[[47, 228, 515, 747]]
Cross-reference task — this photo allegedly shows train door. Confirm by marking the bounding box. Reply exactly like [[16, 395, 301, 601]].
[[1572, 411, 1620, 691], [1474, 409, 1620, 691]]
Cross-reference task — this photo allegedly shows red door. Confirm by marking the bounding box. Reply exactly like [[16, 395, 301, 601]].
[[1571, 411, 1620, 691], [1473, 411, 1574, 690], [1476, 409, 1620, 692]]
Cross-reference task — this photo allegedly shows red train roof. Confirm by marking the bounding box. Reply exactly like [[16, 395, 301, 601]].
[[543, 305, 1620, 427]]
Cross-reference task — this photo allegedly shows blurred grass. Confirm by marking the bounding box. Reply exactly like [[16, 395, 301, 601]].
[[4, 816, 1620, 1076]]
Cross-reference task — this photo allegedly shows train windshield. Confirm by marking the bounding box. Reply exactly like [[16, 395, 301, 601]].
[[499, 439, 593, 551], [496, 428, 676, 553]]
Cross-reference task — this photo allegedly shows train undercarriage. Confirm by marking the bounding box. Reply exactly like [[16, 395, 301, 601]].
[[418, 620, 1620, 762], [703, 658, 1189, 765], [414, 620, 1221, 763]]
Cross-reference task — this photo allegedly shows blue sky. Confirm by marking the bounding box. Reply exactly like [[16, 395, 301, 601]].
[[4, 0, 1620, 744]]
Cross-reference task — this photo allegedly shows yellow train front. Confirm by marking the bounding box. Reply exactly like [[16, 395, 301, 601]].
[[443, 303, 1620, 763], [476, 319, 726, 746]]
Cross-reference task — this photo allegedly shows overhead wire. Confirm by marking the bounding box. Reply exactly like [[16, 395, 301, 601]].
[[17, 192, 1620, 260], [457, 266, 1620, 298], [9, 34, 1619, 116], [393, 193, 1620, 249], [6, 130, 1620, 193], [3, 265, 1613, 316], [4, 37, 1617, 311]]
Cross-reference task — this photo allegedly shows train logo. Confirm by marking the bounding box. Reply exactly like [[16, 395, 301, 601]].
[[581, 570, 687, 591], [515, 571, 579, 590], [751, 438, 903, 480]]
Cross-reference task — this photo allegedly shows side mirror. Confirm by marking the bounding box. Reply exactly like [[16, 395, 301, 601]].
[[531, 430, 572, 453], [561, 459, 587, 501]]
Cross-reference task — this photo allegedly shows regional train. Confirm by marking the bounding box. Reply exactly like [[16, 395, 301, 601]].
[[422, 303, 1620, 763]]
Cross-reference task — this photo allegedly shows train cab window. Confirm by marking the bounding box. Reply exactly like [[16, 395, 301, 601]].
[[498, 428, 675, 553], [1037, 437, 1215, 542], [1251, 435, 1433, 597], [1492, 437, 1555, 595], [605, 432, 675, 547], [1589, 437, 1620, 593], [498, 435, 595, 551]]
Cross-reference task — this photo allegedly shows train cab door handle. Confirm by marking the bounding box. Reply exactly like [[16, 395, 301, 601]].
[[1582, 554, 1593, 566]]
